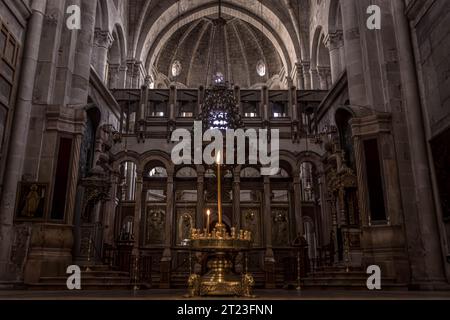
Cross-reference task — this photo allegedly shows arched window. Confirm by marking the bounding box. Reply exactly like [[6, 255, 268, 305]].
[[147, 166, 168, 202]]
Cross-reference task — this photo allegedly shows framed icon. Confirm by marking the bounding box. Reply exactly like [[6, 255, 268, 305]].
[[15, 182, 48, 220]]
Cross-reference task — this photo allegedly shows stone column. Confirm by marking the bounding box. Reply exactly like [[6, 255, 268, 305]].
[[301, 62, 311, 90], [261, 86, 269, 121], [325, 31, 344, 83], [92, 29, 113, 82], [70, 0, 97, 105], [263, 176, 275, 288], [232, 167, 241, 229], [318, 174, 331, 245], [108, 64, 120, 89], [169, 85, 177, 120], [118, 64, 128, 89], [132, 61, 143, 88], [160, 170, 174, 288], [340, 0, 367, 106], [126, 60, 135, 89], [391, 0, 447, 286], [104, 174, 119, 245], [310, 68, 320, 90], [132, 172, 143, 253], [0, 0, 48, 279], [318, 67, 331, 90], [293, 172, 304, 237], [196, 166, 205, 229], [65, 128, 84, 225]]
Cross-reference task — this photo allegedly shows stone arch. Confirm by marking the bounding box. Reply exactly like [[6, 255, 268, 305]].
[[296, 151, 324, 175], [139, 151, 174, 175], [95, 0, 110, 31], [109, 23, 127, 65], [112, 152, 140, 172], [311, 26, 331, 90], [278, 150, 299, 176], [328, 0, 343, 34]]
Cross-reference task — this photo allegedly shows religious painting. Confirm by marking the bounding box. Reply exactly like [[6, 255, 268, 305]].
[[145, 206, 166, 245], [272, 209, 289, 247], [176, 208, 195, 245], [15, 182, 47, 220], [241, 208, 261, 247]]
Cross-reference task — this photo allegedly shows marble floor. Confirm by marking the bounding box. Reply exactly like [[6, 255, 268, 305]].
[[0, 289, 450, 300]]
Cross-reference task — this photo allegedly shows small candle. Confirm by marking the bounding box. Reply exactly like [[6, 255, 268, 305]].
[[206, 209, 211, 234]]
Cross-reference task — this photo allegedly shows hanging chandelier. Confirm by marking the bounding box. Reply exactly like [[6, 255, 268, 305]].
[[200, 0, 243, 131]]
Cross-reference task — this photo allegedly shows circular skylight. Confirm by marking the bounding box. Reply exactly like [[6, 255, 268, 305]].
[[256, 60, 266, 77], [171, 60, 182, 77]]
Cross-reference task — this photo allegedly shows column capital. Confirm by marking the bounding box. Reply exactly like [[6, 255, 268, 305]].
[[300, 61, 311, 72], [324, 31, 344, 51], [94, 28, 114, 49], [317, 66, 331, 77]]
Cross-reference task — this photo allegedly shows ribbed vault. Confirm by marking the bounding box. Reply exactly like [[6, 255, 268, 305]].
[[130, 0, 306, 87], [154, 14, 283, 89]]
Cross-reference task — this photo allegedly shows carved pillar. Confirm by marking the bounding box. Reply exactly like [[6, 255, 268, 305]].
[[318, 174, 331, 245], [0, 0, 48, 278], [169, 85, 177, 121], [232, 167, 241, 229], [310, 68, 320, 90], [325, 31, 344, 83], [160, 170, 174, 288], [263, 176, 275, 288], [126, 60, 135, 89], [118, 64, 128, 89], [93, 29, 113, 82], [293, 172, 304, 237], [294, 63, 303, 90], [261, 86, 269, 121], [66, 128, 84, 225], [196, 166, 205, 229], [104, 174, 119, 245], [133, 62, 143, 88], [108, 64, 120, 89], [132, 171, 143, 253], [301, 62, 311, 90], [318, 67, 331, 90]]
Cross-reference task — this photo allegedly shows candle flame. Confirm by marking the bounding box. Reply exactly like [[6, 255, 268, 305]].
[[207, 209, 211, 216], [216, 151, 221, 164]]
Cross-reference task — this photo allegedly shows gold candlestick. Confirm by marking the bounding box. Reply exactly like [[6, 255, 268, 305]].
[[216, 151, 223, 229]]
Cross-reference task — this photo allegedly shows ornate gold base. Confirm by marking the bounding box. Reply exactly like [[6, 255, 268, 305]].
[[187, 252, 254, 297]]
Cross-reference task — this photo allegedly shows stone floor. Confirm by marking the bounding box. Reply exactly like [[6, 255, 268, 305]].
[[0, 289, 450, 300]]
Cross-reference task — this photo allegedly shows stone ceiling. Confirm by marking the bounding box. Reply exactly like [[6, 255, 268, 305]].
[[154, 14, 283, 88], [125, 0, 311, 88]]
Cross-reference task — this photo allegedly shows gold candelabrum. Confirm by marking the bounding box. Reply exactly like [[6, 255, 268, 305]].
[[186, 151, 255, 297]]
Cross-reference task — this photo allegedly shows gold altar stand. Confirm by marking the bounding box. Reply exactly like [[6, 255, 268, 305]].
[[186, 229, 254, 297], [184, 151, 255, 297]]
